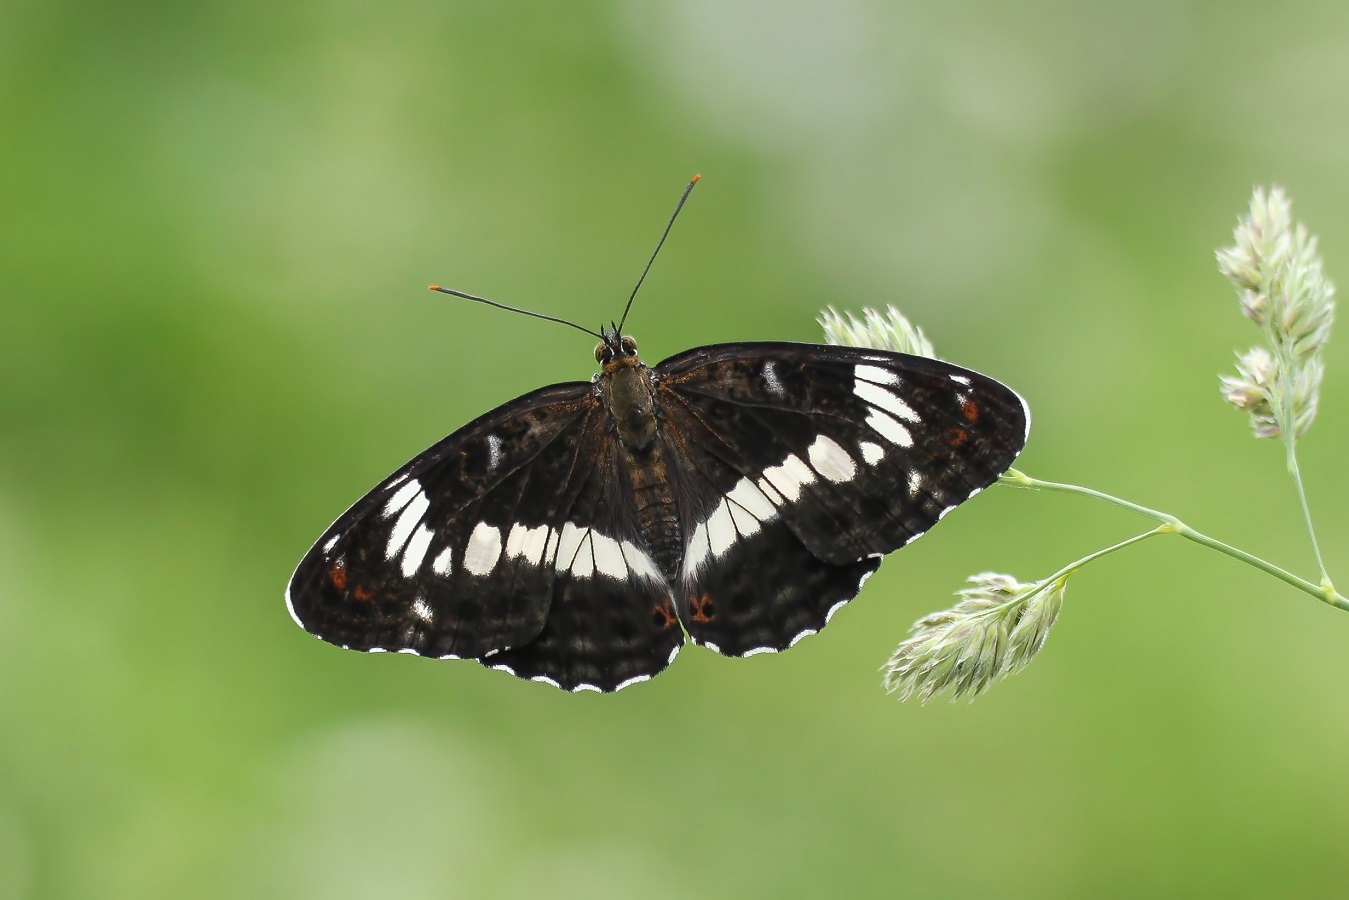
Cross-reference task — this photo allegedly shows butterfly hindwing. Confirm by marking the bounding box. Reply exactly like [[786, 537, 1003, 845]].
[[476, 431, 684, 691], [669, 449, 882, 657]]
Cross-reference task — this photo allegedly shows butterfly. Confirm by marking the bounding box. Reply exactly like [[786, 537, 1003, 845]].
[[285, 178, 1029, 692]]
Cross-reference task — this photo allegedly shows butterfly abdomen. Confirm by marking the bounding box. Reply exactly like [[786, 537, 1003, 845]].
[[623, 443, 684, 584]]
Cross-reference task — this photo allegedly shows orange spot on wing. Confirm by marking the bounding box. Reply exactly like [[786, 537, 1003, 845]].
[[651, 600, 678, 630], [353, 584, 374, 601], [690, 593, 716, 623], [328, 562, 347, 590], [961, 398, 980, 422], [946, 427, 969, 447]]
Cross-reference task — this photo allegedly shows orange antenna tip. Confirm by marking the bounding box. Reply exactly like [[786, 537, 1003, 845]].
[[428, 285, 441, 291]]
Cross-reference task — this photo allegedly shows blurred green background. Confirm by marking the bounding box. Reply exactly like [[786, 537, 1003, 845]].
[[4, 1, 1349, 896]]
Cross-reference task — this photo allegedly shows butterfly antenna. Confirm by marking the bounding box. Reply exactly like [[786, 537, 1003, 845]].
[[617, 173, 700, 334], [428, 285, 604, 340]]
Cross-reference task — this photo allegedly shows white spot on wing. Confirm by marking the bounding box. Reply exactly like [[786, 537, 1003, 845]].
[[824, 598, 849, 623], [401, 523, 435, 577], [729, 494, 760, 535], [762, 361, 785, 396], [380, 479, 422, 519], [867, 409, 913, 447], [463, 522, 503, 576], [760, 454, 813, 502], [572, 683, 603, 693], [570, 536, 595, 579], [907, 470, 925, 498], [855, 379, 920, 423], [412, 596, 434, 623], [551, 523, 652, 582], [321, 533, 340, 554], [741, 646, 777, 657], [859, 441, 884, 465], [486, 434, 503, 472], [949, 374, 972, 386], [705, 503, 737, 557], [589, 532, 629, 580], [788, 628, 818, 647], [855, 363, 900, 386], [542, 527, 559, 565], [556, 522, 586, 575], [385, 490, 430, 559], [681, 521, 712, 581], [755, 476, 786, 505], [620, 540, 662, 582], [431, 546, 454, 577], [679, 476, 785, 581], [505, 523, 550, 565], [728, 478, 778, 521], [531, 675, 561, 688], [807, 434, 857, 483]]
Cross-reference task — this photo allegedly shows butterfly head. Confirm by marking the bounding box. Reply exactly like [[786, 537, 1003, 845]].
[[595, 325, 641, 373]]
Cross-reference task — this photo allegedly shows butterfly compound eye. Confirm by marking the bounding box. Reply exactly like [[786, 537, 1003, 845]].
[[594, 342, 609, 364], [621, 336, 638, 355]]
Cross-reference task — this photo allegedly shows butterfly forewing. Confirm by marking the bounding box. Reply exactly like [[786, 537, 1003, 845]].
[[287, 381, 601, 660], [657, 344, 1027, 560]]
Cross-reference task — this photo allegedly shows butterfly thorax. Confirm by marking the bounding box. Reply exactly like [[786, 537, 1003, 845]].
[[596, 334, 684, 581], [601, 358, 658, 452]]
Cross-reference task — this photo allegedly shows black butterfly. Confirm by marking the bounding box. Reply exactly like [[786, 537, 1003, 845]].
[[286, 180, 1029, 692]]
